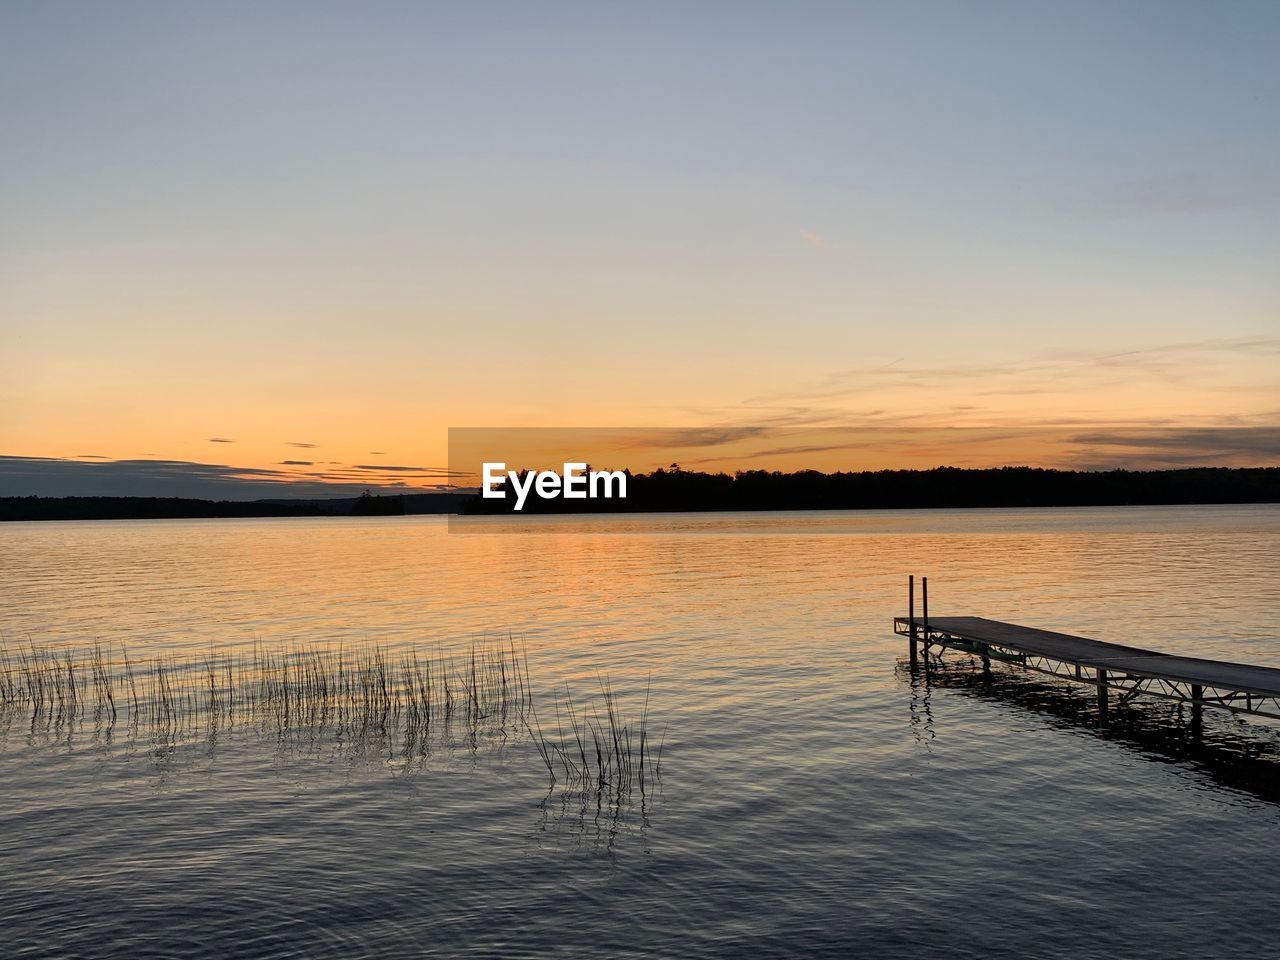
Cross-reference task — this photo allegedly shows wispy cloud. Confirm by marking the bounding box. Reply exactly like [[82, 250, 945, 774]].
[[688, 442, 868, 465], [1066, 424, 1280, 467], [286, 441, 318, 449], [799, 229, 826, 250], [613, 426, 773, 450], [207, 437, 235, 443], [745, 337, 1280, 406], [1044, 337, 1280, 371], [1086, 171, 1280, 218]]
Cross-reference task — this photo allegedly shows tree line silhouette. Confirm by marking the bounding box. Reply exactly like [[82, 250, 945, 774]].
[[460, 465, 1280, 514], [5, 467, 1275, 521], [0, 490, 465, 521]]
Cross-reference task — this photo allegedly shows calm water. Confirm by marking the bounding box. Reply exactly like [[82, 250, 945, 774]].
[[2, 505, 1279, 958]]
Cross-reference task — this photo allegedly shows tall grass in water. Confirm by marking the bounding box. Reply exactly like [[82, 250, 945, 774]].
[[0, 637, 531, 755], [0, 640, 664, 803], [527, 675, 663, 800]]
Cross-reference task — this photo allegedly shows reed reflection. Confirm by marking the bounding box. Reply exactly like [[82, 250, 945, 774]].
[[0, 639, 664, 821]]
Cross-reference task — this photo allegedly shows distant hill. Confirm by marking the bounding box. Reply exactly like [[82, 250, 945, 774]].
[[0, 492, 467, 522], [460, 465, 1280, 514]]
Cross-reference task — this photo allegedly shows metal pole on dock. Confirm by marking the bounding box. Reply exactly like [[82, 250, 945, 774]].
[[1097, 667, 1108, 713], [922, 577, 929, 670], [908, 575, 918, 667]]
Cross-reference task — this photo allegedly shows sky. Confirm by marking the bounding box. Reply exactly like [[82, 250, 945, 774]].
[[1, 1, 1277, 497]]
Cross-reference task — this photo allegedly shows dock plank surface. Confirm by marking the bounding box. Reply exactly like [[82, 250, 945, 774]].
[[913, 616, 1280, 698]]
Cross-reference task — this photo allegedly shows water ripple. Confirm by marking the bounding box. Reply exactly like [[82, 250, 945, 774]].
[[1, 505, 1279, 957]]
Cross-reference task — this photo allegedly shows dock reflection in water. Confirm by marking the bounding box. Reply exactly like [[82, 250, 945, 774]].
[[904, 656, 1280, 807]]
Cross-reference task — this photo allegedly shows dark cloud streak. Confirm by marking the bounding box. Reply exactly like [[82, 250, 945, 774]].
[[1067, 425, 1280, 466], [0, 456, 451, 500]]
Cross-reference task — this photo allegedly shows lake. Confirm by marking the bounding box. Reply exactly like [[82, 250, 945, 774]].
[[2, 505, 1279, 958]]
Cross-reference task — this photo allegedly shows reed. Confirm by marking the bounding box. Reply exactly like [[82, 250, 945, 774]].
[[0, 639, 663, 801], [527, 675, 660, 798], [0, 637, 532, 748]]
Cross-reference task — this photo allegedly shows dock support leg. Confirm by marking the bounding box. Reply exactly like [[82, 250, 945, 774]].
[[921, 577, 930, 672], [1097, 668, 1108, 714], [1190, 683, 1203, 735], [908, 575, 918, 668]]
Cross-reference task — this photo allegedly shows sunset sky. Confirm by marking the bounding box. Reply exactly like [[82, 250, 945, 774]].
[[2, 2, 1276, 497]]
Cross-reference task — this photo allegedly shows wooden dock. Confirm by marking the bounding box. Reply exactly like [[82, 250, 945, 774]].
[[895, 577, 1280, 720]]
